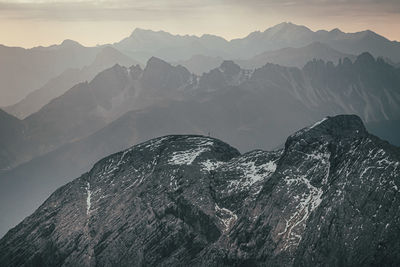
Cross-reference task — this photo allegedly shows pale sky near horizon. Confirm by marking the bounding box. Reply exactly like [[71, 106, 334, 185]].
[[0, 0, 399, 48]]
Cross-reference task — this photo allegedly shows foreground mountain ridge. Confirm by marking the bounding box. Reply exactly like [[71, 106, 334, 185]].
[[1, 115, 399, 266]]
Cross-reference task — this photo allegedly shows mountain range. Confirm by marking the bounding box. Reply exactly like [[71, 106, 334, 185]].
[[2, 22, 400, 108], [1, 115, 399, 266], [115, 22, 400, 63], [0, 40, 100, 106], [0, 52, 399, 237], [175, 42, 356, 75], [237, 41, 356, 69], [1, 19, 400, 267], [4, 46, 139, 119], [2, 52, 399, 171]]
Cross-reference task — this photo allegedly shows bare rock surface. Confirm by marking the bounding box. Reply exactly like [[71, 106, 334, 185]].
[[1, 115, 399, 266]]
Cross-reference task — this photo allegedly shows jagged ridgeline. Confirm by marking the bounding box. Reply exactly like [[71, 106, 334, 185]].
[[0, 115, 399, 266]]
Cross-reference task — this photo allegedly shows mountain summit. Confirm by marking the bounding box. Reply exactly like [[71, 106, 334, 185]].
[[1, 115, 399, 266], [59, 39, 83, 49], [114, 22, 400, 63]]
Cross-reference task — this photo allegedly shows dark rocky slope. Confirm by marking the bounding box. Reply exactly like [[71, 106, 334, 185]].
[[1, 115, 399, 266]]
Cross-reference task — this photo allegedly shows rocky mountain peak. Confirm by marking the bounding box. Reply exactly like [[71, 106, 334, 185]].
[[286, 115, 368, 151], [354, 51, 376, 66], [129, 28, 156, 38], [219, 60, 241, 76], [296, 115, 366, 137], [269, 22, 298, 31], [266, 22, 314, 37], [197, 60, 251, 91], [91, 46, 138, 67], [142, 57, 191, 90], [0, 115, 399, 266], [88, 135, 240, 178], [329, 28, 343, 34], [59, 39, 83, 48], [145, 56, 172, 70], [128, 64, 143, 79], [89, 63, 128, 87]]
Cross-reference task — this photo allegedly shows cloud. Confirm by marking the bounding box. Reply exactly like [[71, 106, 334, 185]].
[[0, 0, 398, 22], [224, 0, 400, 14], [0, 0, 399, 47], [0, 0, 221, 21]]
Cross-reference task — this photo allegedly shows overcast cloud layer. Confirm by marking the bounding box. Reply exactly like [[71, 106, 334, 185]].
[[0, 0, 399, 47]]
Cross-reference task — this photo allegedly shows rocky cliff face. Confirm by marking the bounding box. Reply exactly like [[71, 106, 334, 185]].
[[1, 115, 399, 266]]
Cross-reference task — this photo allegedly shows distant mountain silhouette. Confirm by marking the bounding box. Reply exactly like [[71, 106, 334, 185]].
[[114, 28, 230, 63], [0, 58, 193, 172], [174, 43, 355, 74], [113, 22, 400, 63], [238, 42, 356, 69], [1, 52, 399, 172], [2, 22, 400, 106], [0, 40, 100, 106], [0, 110, 25, 174], [174, 55, 224, 75], [4, 46, 139, 119]]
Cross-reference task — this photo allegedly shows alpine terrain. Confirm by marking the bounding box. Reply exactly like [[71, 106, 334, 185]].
[[1, 53, 400, 238], [1, 115, 399, 266]]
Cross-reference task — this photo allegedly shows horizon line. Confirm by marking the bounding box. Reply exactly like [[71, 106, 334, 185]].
[[1, 22, 398, 49]]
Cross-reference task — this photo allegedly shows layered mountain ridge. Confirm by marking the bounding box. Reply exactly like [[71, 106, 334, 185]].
[[4, 46, 139, 119], [115, 22, 400, 63], [1, 21, 400, 266], [0, 40, 100, 106], [0, 58, 192, 171], [1, 52, 400, 237], [236, 41, 356, 70], [3, 51, 399, 171], [2, 22, 400, 108], [1, 115, 399, 266]]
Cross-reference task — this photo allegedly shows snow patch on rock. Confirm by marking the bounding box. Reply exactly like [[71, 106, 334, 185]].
[[215, 204, 237, 231], [169, 147, 209, 165], [86, 182, 91, 215], [278, 175, 323, 251], [228, 160, 277, 191], [168, 138, 214, 165], [309, 117, 327, 130], [201, 159, 225, 172]]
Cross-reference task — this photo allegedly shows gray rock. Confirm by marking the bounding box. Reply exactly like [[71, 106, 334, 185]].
[[1, 115, 399, 266]]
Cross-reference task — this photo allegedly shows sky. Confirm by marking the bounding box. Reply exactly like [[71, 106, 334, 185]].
[[0, 0, 399, 48]]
